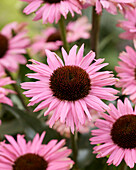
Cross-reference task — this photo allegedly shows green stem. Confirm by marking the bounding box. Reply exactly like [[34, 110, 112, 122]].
[[70, 131, 78, 170], [91, 6, 101, 58], [58, 16, 69, 53], [6, 70, 30, 112], [120, 162, 128, 170]]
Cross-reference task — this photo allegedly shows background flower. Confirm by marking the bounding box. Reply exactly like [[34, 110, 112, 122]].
[[115, 46, 136, 103], [0, 22, 30, 72], [31, 27, 62, 56], [90, 98, 136, 168], [0, 72, 15, 106], [117, 8, 136, 40], [46, 109, 100, 138], [31, 16, 91, 56]]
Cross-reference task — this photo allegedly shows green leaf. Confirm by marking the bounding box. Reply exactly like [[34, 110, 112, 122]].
[[0, 119, 23, 137], [2, 104, 45, 136]]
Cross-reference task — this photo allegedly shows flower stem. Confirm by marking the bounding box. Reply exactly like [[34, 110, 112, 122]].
[[6, 70, 30, 112], [58, 16, 69, 53], [120, 162, 128, 170], [91, 6, 101, 58], [70, 131, 78, 170]]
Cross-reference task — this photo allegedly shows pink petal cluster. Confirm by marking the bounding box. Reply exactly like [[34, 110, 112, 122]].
[[31, 27, 62, 56], [90, 98, 136, 168], [67, 16, 92, 43], [46, 109, 100, 138], [0, 132, 74, 169], [115, 46, 136, 103], [80, 0, 135, 14], [31, 16, 91, 55], [117, 7, 136, 42], [21, 0, 82, 24], [21, 44, 118, 133], [0, 71, 15, 106], [0, 22, 30, 72]]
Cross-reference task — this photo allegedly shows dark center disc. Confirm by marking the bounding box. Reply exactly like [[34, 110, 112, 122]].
[[46, 31, 61, 42], [13, 153, 48, 170], [0, 33, 9, 59], [50, 65, 91, 101], [111, 114, 136, 149], [43, 0, 62, 4]]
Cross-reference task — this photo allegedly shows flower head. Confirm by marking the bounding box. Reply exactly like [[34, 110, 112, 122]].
[[80, 0, 135, 14], [31, 27, 62, 55], [67, 16, 92, 43], [31, 16, 91, 56], [0, 71, 15, 106], [115, 46, 136, 103], [21, 0, 82, 24], [31, 16, 91, 55], [90, 98, 136, 168], [21, 44, 118, 133], [117, 7, 136, 41], [46, 109, 100, 138], [0, 132, 73, 170], [0, 22, 30, 72]]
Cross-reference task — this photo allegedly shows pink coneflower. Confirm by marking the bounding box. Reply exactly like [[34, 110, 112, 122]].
[[0, 22, 30, 72], [21, 44, 118, 133], [90, 98, 136, 168], [21, 0, 82, 24], [0, 71, 15, 106], [0, 132, 74, 170], [67, 16, 92, 43], [46, 109, 100, 138], [115, 46, 136, 103], [80, 0, 135, 14], [31, 27, 62, 56], [31, 16, 91, 55], [117, 7, 136, 41]]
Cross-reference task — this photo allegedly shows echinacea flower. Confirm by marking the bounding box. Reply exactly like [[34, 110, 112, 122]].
[[117, 7, 136, 41], [31, 16, 91, 55], [115, 46, 136, 103], [21, 44, 118, 133], [80, 0, 135, 14], [0, 22, 30, 72], [66, 16, 92, 43], [90, 98, 136, 168], [46, 109, 100, 138], [21, 0, 82, 24], [31, 27, 62, 56], [0, 71, 15, 106], [0, 132, 74, 170]]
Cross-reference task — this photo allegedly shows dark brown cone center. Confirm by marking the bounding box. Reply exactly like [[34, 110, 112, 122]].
[[50, 65, 91, 101], [13, 153, 48, 170], [111, 114, 136, 149], [134, 68, 136, 80], [46, 31, 61, 42], [43, 0, 62, 4], [0, 33, 9, 59]]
